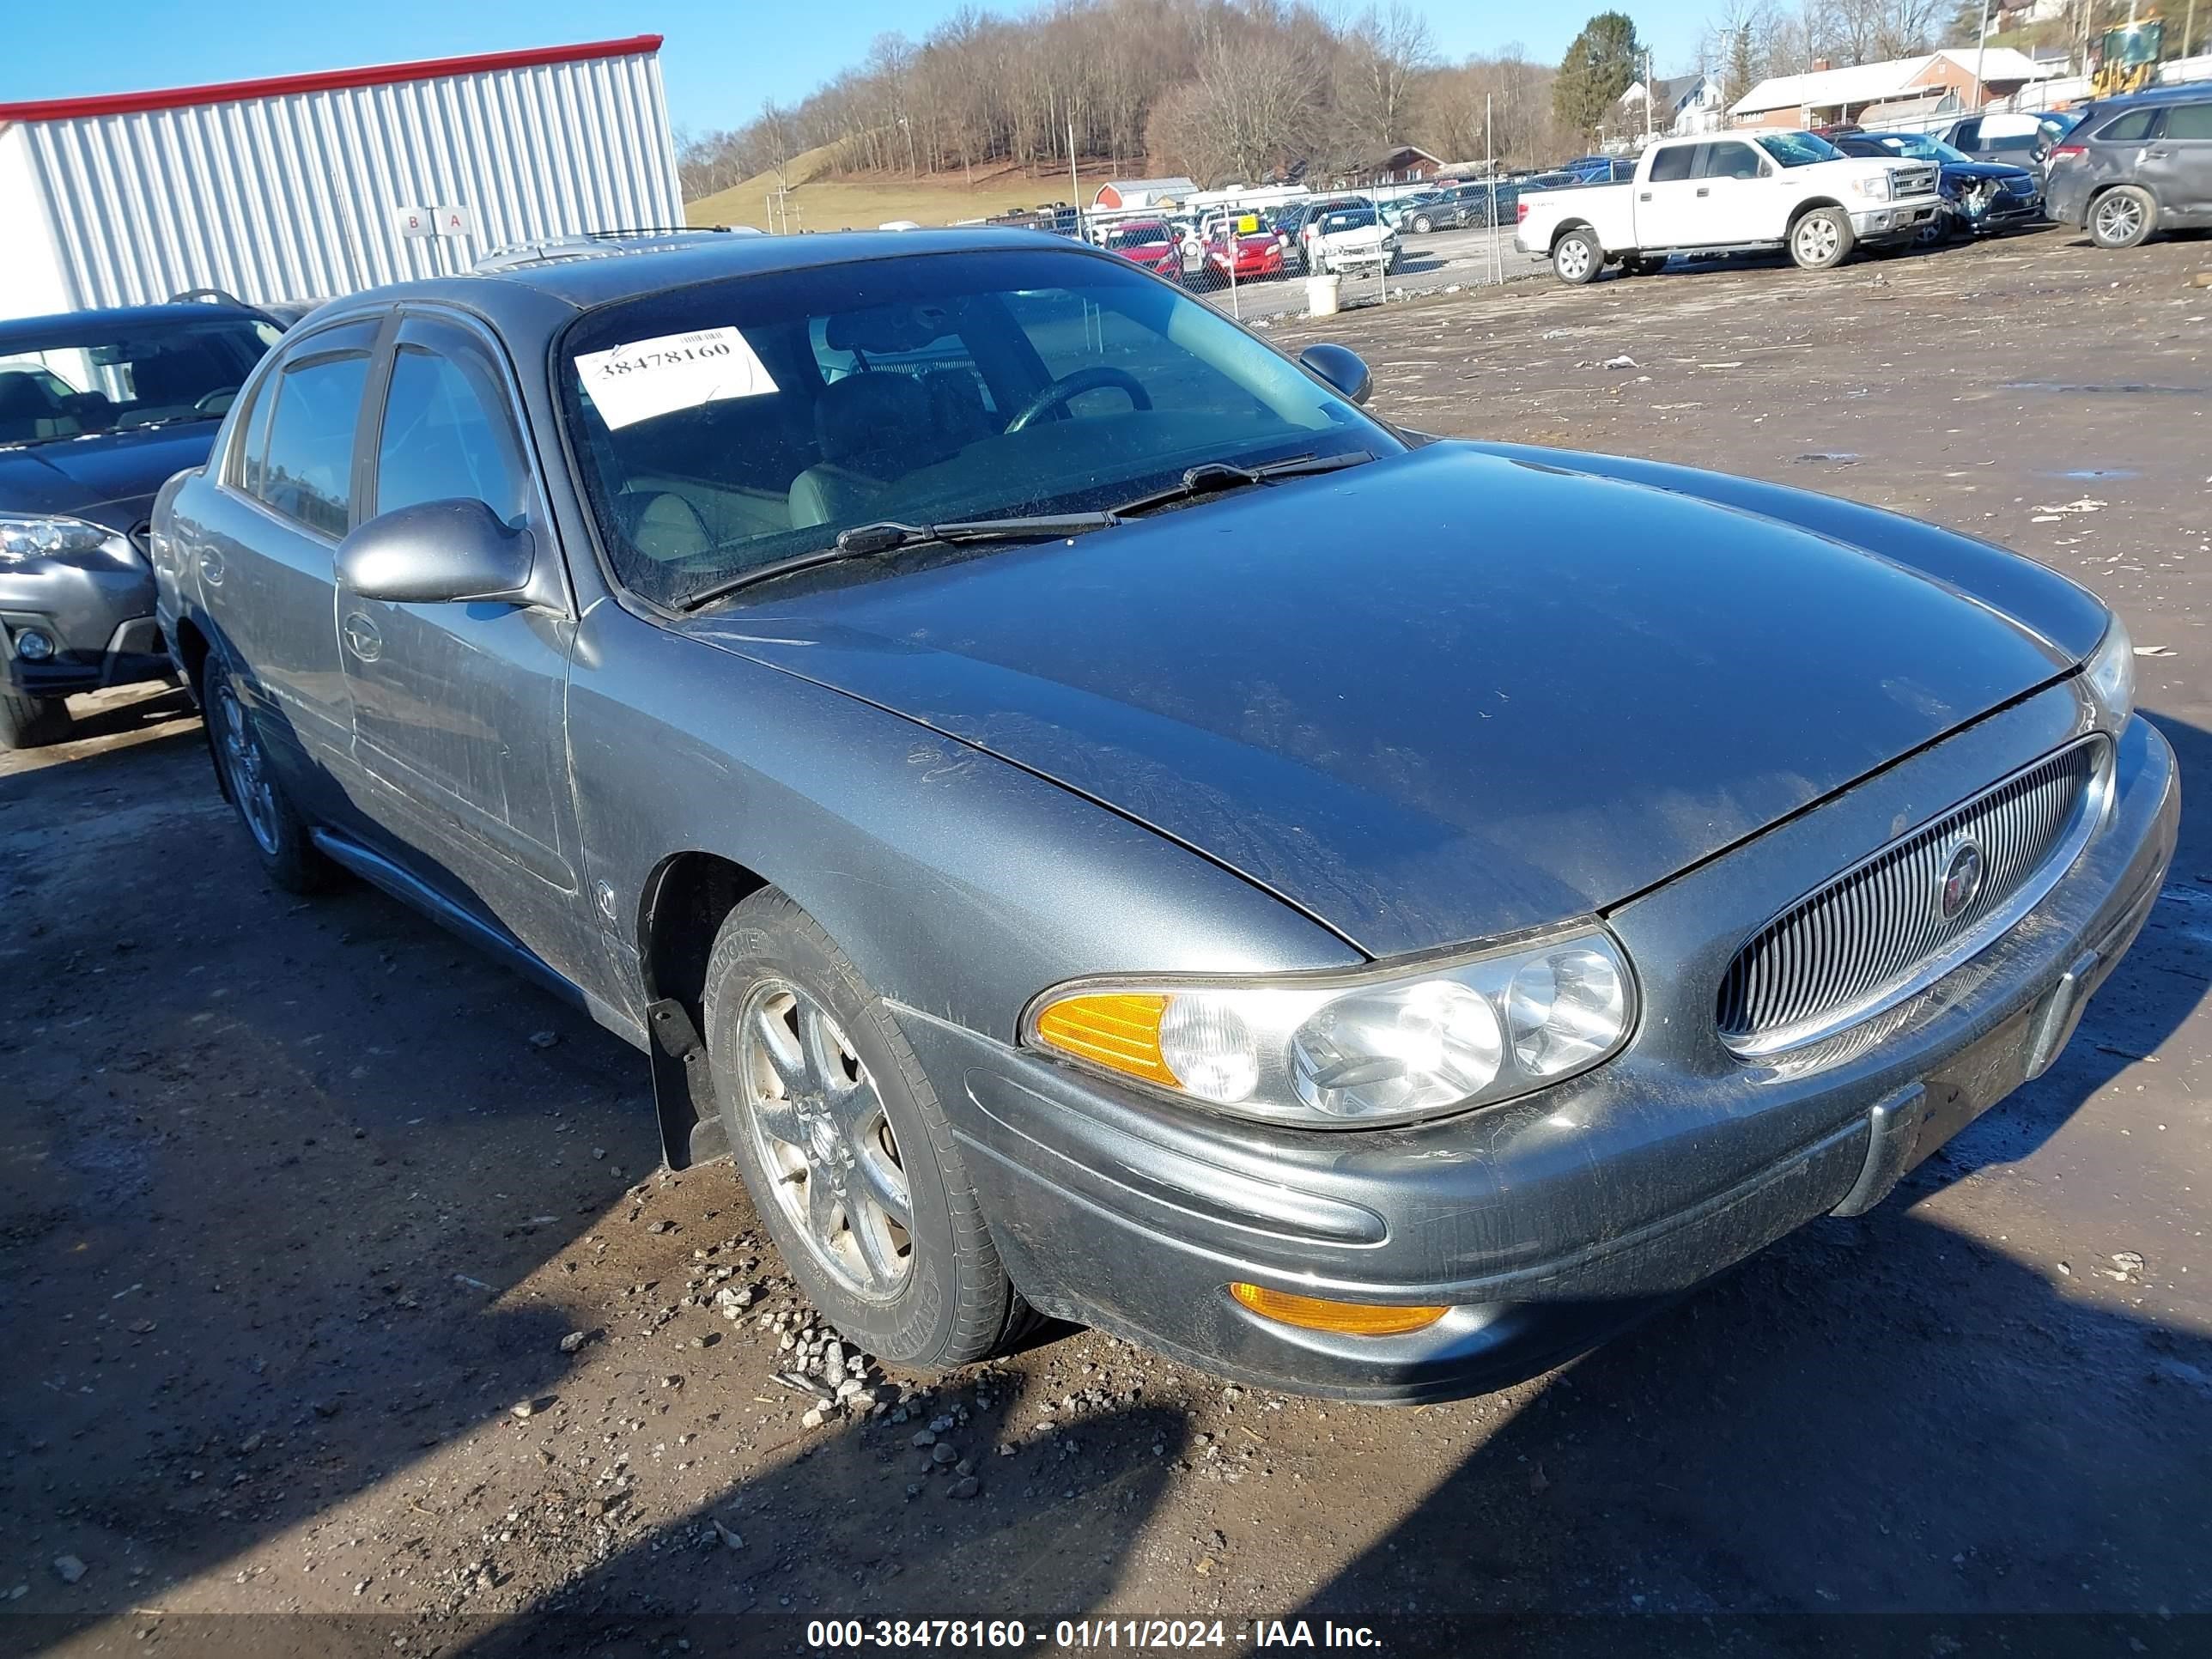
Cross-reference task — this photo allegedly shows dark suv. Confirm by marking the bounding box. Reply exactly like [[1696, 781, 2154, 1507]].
[[1, 302, 282, 746], [2044, 87, 2212, 248]]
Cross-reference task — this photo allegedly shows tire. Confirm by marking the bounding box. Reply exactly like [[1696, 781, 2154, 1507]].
[[1412, 215, 1432, 235], [1553, 227, 1602, 285], [703, 888, 1032, 1370], [203, 657, 332, 894], [2089, 185, 2155, 250], [1789, 206, 1855, 270], [1912, 210, 1953, 249], [0, 690, 71, 750]]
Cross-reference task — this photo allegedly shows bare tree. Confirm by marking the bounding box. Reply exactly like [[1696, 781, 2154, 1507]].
[[1340, 3, 1438, 150]]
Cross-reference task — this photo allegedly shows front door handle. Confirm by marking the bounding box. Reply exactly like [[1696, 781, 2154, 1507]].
[[1695, 186, 1711, 197], [342, 612, 382, 664], [1639, 191, 1652, 201]]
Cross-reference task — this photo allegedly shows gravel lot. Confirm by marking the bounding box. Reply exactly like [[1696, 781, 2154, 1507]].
[[6, 227, 2212, 1656]]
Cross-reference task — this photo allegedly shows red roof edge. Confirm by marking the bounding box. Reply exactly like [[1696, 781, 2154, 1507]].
[[0, 35, 665, 124]]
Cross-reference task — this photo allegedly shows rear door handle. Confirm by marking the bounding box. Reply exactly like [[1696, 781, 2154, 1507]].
[[1639, 191, 1652, 201], [1695, 186, 1711, 198], [342, 612, 382, 664]]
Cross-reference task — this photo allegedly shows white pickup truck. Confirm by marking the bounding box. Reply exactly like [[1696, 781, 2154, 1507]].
[[1515, 130, 1942, 283]]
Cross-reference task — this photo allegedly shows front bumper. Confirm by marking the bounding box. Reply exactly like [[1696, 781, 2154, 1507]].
[[0, 544, 167, 697], [1851, 197, 1942, 241], [902, 693, 2176, 1402]]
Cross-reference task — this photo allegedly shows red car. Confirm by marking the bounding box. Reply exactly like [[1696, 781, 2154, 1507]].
[[1204, 222, 1285, 281], [1100, 219, 1181, 279]]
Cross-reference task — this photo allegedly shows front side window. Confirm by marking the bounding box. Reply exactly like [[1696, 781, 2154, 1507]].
[[560, 248, 1397, 607], [0, 315, 278, 447], [1699, 142, 1765, 180], [374, 346, 528, 526], [254, 351, 371, 538]]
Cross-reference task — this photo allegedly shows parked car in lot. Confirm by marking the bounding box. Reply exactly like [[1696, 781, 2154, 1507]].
[[1200, 216, 1285, 281], [154, 228, 2173, 1401], [1099, 218, 1183, 280], [1398, 182, 1515, 234], [1829, 131, 2043, 244], [1299, 204, 1400, 275], [1937, 110, 2074, 170], [2044, 87, 2212, 248], [1517, 129, 1942, 283], [1, 301, 282, 747], [1274, 197, 1371, 270]]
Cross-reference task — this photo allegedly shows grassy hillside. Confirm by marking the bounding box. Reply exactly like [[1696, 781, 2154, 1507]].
[[687, 155, 1120, 233]]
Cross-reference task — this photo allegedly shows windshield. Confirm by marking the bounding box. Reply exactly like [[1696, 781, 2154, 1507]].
[[559, 247, 1398, 607], [1756, 131, 1844, 167], [1876, 132, 1969, 164], [0, 314, 280, 447]]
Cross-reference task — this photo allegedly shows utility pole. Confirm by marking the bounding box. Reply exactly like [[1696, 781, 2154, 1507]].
[[1644, 49, 1654, 143], [1066, 119, 1079, 222], [1972, 0, 1992, 111]]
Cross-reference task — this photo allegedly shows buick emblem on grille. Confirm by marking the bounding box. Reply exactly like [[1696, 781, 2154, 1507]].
[[1939, 841, 1984, 921]]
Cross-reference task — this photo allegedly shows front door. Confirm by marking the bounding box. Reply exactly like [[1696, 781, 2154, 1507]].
[[336, 313, 590, 979], [1686, 139, 1778, 245]]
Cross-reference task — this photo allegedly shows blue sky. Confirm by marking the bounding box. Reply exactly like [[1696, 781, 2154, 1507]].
[[1, 1, 1716, 133]]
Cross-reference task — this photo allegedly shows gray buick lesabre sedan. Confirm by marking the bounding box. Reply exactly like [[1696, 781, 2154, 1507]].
[[150, 229, 2176, 1401]]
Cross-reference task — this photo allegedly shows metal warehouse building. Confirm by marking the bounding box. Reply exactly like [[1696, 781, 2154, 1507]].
[[0, 35, 682, 321]]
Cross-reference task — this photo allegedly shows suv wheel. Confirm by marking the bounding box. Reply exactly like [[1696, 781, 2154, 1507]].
[[703, 889, 1033, 1371], [1412, 215, 1433, 234], [2089, 185, 2155, 250], [1789, 207, 1855, 270], [0, 690, 71, 750], [204, 659, 332, 893]]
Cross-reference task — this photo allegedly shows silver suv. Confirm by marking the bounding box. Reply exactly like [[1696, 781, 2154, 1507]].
[[2044, 88, 2212, 248]]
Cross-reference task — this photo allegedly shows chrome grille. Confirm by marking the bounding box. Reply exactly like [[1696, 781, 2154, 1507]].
[[1890, 163, 1938, 198], [1717, 738, 2105, 1055]]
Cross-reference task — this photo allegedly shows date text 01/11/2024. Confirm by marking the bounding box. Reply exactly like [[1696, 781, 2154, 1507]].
[[803, 1620, 1382, 1649]]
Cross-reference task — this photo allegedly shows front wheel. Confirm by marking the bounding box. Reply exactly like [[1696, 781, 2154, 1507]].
[[1789, 206, 1856, 270], [704, 889, 1032, 1371], [2089, 185, 2155, 250], [1913, 210, 1953, 249], [1553, 228, 1602, 285], [204, 658, 332, 893], [0, 690, 71, 750], [1411, 215, 1432, 234]]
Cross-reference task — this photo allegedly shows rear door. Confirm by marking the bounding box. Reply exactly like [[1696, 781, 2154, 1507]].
[[337, 311, 590, 972], [202, 316, 382, 811], [2140, 100, 2212, 221], [1635, 142, 1704, 246]]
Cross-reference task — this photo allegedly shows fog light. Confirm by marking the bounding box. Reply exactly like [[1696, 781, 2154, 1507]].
[[13, 629, 55, 662], [1229, 1283, 1448, 1336]]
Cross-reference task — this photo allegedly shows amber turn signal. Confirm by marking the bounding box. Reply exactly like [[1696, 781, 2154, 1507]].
[[1229, 1282, 1449, 1336], [1030, 992, 1179, 1086]]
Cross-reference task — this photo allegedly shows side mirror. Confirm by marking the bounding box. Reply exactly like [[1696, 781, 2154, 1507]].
[[1298, 343, 1373, 407], [336, 497, 535, 605]]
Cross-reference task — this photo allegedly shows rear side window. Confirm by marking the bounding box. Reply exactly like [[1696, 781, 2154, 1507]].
[[2164, 103, 2212, 140], [2096, 109, 2160, 143], [254, 352, 370, 538], [1648, 146, 1696, 183], [373, 347, 529, 526], [1950, 118, 1983, 149]]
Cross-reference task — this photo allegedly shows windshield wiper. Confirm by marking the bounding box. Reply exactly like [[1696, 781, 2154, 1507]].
[[672, 511, 1120, 611], [1110, 450, 1373, 517]]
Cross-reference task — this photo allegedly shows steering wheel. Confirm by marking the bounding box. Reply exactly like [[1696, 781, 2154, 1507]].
[[1004, 367, 1152, 434], [193, 386, 240, 414]]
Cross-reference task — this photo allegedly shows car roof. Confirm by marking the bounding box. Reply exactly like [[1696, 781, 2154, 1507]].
[[0, 301, 269, 350]]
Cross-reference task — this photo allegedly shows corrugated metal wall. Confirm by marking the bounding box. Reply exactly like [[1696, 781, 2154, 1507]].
[[18, 48, 680, 311]]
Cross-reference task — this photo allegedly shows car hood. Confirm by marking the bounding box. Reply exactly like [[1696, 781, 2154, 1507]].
[[681, 443, 2093, 958], [1939, 160, 2037, 187], [0, 423, 219, 531]]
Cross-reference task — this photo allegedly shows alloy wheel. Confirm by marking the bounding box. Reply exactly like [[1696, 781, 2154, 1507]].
[[214, 681, 281, 856], [1795, 216, 1841, 264], [2094, 194, 2143, 245], [1557, 240, 1592, 281], [738, 979, 913, 1300]]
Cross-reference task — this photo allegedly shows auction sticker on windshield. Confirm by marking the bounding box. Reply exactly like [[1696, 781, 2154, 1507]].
[[574, 327, 777, 430]]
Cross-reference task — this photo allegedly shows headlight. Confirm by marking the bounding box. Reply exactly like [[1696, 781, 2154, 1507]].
[[1850, 173, 1894, 202], [1024, 928, 1637, 1129], [0, 514, 125, 563], [2083, 613, 2135, 729]]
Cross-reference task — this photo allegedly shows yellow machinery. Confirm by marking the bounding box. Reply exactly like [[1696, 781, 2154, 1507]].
[[2091, 15, 2166, 98]]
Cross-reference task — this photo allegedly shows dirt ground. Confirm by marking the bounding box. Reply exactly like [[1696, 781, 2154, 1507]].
[[6, 228, 2212, 1657]]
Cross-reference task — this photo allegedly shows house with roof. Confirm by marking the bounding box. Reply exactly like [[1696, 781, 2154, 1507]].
[[1091, 176, 1199, 210], [1619, 71, 1727, 136], [1729, 48, 2060, 130]]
